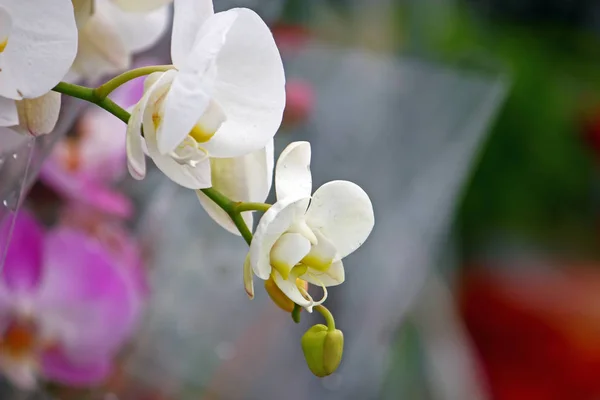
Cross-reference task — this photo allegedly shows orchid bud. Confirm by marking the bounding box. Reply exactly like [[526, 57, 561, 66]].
[[301, 324, 344, 377], [16, 92, 62, 136]]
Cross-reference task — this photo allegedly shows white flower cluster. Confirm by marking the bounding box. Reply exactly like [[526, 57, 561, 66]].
[[0, 0, 374, 313]]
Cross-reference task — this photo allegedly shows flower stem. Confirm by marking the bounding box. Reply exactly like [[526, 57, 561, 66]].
[[234, 202, 271, 213], [315, 305, 336, 331], [52, 82, 130, 124], [292, 304, 302, 323], [94, 65, 174, 99], [199, 188, 255, 245]]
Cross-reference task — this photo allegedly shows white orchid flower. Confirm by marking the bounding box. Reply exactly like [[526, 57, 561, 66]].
[[0, 0, 78, 134], [196, 140, 274, 235], [248, 141, 375, 312], [126, 0, 285, 189], [70, 0, 170, 81]]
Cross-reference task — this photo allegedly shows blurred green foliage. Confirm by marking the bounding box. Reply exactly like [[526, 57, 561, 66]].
[[402, 3, 600, 255]]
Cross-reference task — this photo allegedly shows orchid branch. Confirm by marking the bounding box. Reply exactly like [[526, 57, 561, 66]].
[[94, 65, 175, 100]]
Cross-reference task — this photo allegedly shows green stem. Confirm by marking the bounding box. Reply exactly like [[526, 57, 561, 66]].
[[291, 304, 302, 323], [234, 202, 271, 213], [53, 82, 130, 124], [199, 188, 254, 245], [315, 305, 336, 331], [94, 65, 174, 99]]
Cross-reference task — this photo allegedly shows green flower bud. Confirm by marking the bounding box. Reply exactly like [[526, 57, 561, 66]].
[[301, 324, 344, 377]]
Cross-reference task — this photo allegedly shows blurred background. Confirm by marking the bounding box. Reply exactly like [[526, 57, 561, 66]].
[[2, 0, 600, 398]]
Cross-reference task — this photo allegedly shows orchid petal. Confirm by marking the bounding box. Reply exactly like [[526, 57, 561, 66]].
[[142, 80, 213, 189], [243, 254, 254, 299], [249, 197, 309, 280], [0, 210, 43, 292], [196, 141, 274, 234], [15, 92, 61, 136], [200, 8, 285, 158], [306, 181, 374, 259], [158, 10, 237, 154], [126, 70, 176, 180], [72, 7, 129, 80], [0, 96, 17, 127], [275, 141, 312, 200], [270, 233, 311, 281], [272, 271, 312, 309], [111, 0, 173, 13], [301, 231, 337, 272], [41, 347, 111, 386], [37, 228, 138, 358], [301, 260, 345, 287], [0, 0, 77, 99], [102, 0, 169, 53], [171, 0, 214, 67], [72, 0, 94, 29]]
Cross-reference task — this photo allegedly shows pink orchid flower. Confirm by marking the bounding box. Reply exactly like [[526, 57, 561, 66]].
[[0, 210, 142, 389], [40, 59, 156, 218]]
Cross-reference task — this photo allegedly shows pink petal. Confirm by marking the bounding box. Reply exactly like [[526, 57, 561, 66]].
[[36, 228, 139, 357], [41, 346, 111, 386], [0, 210, 43, 292], [39, 163, 133, 219]]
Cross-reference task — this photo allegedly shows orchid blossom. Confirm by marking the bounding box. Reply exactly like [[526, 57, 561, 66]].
[[0, 211, 142, 388], [248, 141, 374, 312], [70, 0, 170, 81], [0, 0, 77, 135], [126, 0, 285, 189]]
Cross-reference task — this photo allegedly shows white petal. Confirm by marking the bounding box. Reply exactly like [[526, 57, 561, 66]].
[[301, 260, 345, 287], [270, 233, 311, 280], [196, 143, 274, 234], [142, 74, 213, 189], [71, 8, 130, 80], [249, 197, 309, 280], [72, 0, 94, 29], [126, 101, 147, 180], [301, 230, 337, 271], [243, 254, 254, 299], [0, 97, 18, 127], [101, 0, 170, 53], [171, 0, 214, 67], [0, 0, 77, 99], [15, 92, 61, 136], [199, 8, 286, 158], [126, 70, 176, 180], [147, 139, 213, 189], [275, 141, 312, 200], [272, 271, 312, 309], [306, 181, 375, 259], [111, 0, 173, 13], [158, 10, 236, 154]]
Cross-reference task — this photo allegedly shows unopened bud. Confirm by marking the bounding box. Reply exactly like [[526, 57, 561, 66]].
[[16, 92, 61, 136], [301, 324, 344, 377]]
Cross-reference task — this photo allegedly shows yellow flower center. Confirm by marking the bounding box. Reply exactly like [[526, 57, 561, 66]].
[[0, 38, 7, 53]]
